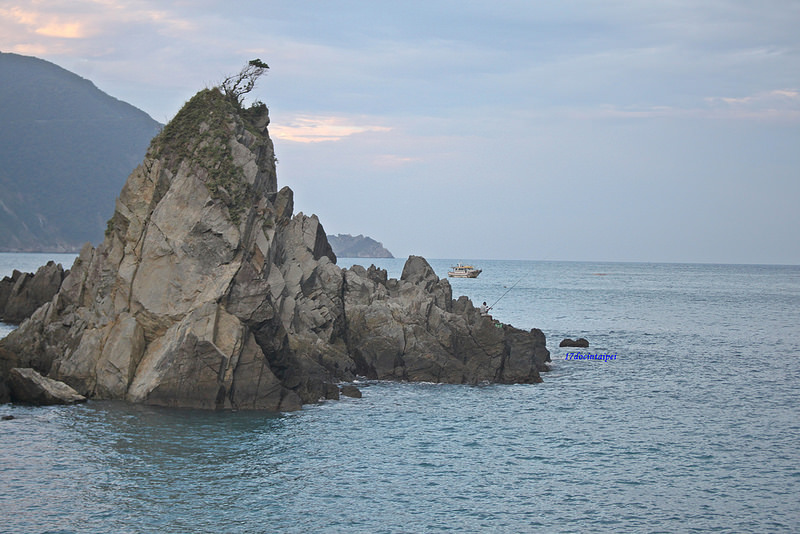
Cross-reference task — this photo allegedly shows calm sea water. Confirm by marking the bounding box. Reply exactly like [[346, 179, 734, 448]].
[[2, 254, 799, 533]]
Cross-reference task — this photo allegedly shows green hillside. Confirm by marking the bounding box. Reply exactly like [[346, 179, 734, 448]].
[[0, 52, 161, 251]]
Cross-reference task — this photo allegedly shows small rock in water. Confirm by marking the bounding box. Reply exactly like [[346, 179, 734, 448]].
[[1, 415, 15, 421], [559, 338, 589, 348], [340, 385, 362, 398]]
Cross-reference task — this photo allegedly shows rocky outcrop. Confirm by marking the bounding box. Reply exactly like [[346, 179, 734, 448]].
[[8, 367, 86, 405], [343, 258, 549, 383], [0, 87, 549, 411], [327, 234, 393, 258], [560, 338, 589, 348], [0, 261, 68, 324]]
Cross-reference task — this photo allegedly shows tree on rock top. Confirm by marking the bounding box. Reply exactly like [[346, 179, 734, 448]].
[[222, 59, 269, 107]]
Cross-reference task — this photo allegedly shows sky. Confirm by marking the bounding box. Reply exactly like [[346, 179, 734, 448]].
[[1, 1, 799, 264]]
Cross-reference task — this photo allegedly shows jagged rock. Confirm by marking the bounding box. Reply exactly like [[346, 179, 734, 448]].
[[0, 87, 550, 411], [8, 367, 86, 405], [560, 338, 589, 348], [0, 261, 68, 324], [343, 256, 550, 383]]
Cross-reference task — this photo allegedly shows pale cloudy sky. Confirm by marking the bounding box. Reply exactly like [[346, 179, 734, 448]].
[[2, 1, 799, 264]]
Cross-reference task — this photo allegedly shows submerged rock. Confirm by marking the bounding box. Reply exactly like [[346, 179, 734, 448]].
[[0, 87, 549, 411]]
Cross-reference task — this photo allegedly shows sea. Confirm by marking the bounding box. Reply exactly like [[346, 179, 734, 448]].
[[1, 253, 799, 533]]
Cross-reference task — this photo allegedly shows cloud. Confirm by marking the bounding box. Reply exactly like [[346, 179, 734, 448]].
[[372, 154, 420, 168], [0, 5, 91, 39], [0, 5, 38, 26], [711, 89, 799, 105], [269, 115, 391, 143], [4, 0, 797, 124], [536, 89, 800, 122], [35, 21, 87, 39], [705, 89, 800, 120], [0, 2, 195, 51]]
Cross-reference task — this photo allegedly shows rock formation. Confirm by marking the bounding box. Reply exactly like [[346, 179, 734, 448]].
[[0, 87, 549, 410], [0, 261, 68, 324]]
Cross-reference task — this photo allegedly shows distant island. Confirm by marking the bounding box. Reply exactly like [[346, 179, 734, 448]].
[[327, 234, 393, 258]]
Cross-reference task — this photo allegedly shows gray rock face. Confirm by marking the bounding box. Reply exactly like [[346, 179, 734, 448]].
[[0, 87, 549, 411], [343, 257, 549, 384], [8, 367, 86, 405], [0, 261, 67, 324]]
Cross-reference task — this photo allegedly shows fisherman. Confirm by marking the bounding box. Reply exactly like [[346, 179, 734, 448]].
[[480, 302, 491, 316]]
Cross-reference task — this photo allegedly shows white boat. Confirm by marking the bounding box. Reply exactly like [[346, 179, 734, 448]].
[[448, 263, 482, 278]]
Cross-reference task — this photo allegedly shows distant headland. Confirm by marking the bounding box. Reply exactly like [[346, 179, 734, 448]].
[[327, 234, 393, 258]]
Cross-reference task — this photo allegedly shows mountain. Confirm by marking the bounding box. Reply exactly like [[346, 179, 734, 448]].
[[327, 233, 393, 258], [0, 52, 162, 251]]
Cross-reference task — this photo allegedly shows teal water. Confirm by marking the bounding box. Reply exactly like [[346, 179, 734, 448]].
[[2, 254, 799, 532]]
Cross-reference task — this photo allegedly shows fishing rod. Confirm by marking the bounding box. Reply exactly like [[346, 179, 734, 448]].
[[488, 274, 526, 310]]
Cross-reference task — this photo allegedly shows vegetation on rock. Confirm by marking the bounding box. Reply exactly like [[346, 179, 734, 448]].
[[221, 59, 269, 106], [147, 88, 263, 225]]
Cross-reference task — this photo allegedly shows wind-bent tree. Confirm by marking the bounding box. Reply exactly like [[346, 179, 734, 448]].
[[221, 59, 269, 106]]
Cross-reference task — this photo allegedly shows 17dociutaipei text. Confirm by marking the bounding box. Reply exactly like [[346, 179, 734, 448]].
[[564, 352, 617, 361]]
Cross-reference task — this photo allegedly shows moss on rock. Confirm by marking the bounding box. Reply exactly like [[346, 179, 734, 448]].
[[147, 88, 260, 225]]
